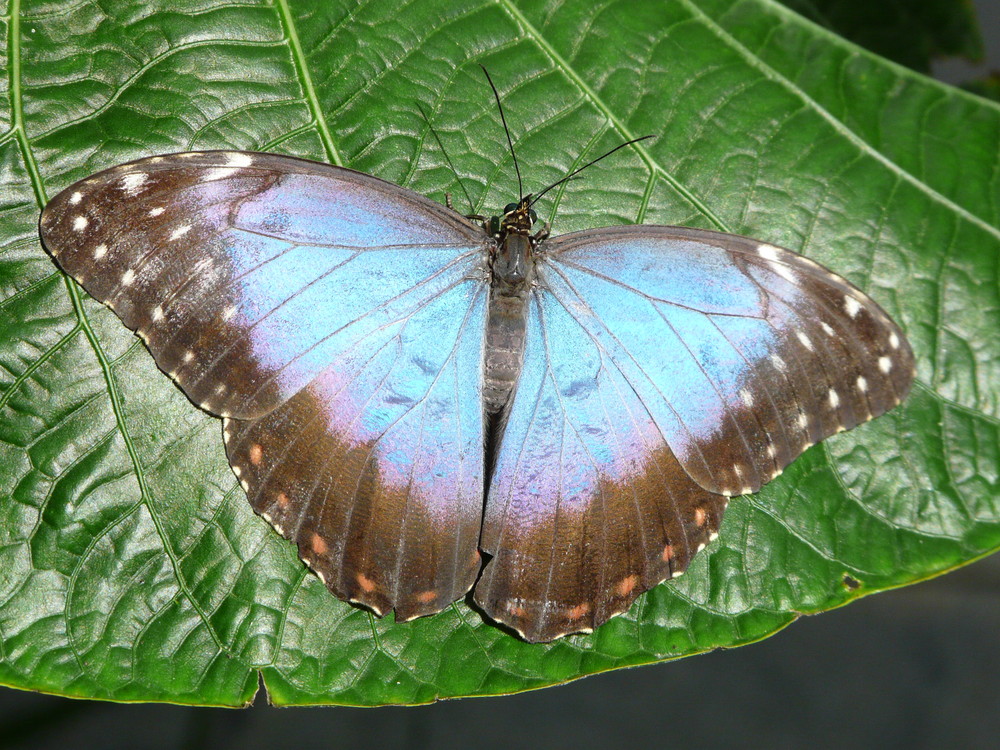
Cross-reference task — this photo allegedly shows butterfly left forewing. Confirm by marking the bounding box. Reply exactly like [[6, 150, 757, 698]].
[[39, 151, 488, 420]]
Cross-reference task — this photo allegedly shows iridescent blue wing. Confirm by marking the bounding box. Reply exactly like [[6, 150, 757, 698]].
[[476, 225, 914, 642], [39, 152, 490, 619]]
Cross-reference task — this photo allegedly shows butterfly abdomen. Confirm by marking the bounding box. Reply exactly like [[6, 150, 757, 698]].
[[484, 234, 535, 414], [484, 290, 530, 414]]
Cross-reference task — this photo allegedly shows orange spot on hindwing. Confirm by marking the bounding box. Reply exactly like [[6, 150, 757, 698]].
[[310, 533, 328, 556], [616, 574, 639, 597], [507, 601, 528, 618]]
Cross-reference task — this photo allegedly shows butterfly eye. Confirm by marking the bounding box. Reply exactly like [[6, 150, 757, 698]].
[[503, 202, 518, 215]]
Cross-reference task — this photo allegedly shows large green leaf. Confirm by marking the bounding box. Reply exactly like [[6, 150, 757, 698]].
[[1, 0, 997, 706], [776, 0, 984, 73]]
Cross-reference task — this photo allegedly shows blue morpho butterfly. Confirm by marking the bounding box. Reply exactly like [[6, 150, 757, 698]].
[[38, 80, 914, 644]]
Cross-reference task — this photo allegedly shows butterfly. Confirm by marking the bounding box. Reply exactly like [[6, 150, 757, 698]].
[[38, 103, 914, 644]]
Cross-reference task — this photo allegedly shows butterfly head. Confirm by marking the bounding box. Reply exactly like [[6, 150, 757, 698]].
[[488, 197, 537, 240]]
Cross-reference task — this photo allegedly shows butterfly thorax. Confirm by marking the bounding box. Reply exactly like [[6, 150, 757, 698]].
[[484, 199, 538, 415]]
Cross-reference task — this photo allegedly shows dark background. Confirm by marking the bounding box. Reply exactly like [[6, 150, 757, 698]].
[[3, 2, 998, 748]]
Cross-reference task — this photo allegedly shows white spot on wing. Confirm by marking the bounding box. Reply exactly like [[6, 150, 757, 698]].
[[222, 305, 237, 321], [828, 388, 840, 408], [70, 191, 83, 205], [844, 295, 861, 318], [73, 216, 88, 231], [94, 244, 108, 259], [796, 331, 814, 351], [797, 413, 809, 429], [889, 332, 900, 350], [821, 322, 835, 336], [121, 269, 135, 286], [121, 172, 148, 194], [203, 168, 236, 181], [757, 244, 780, 261], [879, 356, 892, 373], [183, 350, 194, 363], [857, 375, 868, 393], [169, 224, 191, 240], [149, 206, 165, 217], [203, 153, 254, 181], [740, 389, 754, 408], [226, 152, 253, 167], [152, 305, 164, 321], [770, 354, 786, 372]]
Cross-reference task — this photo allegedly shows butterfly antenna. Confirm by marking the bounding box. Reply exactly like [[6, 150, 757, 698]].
[[416, 103, 478, 215], [529, 135, 655, 207], [480, 65, 524, 199]]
